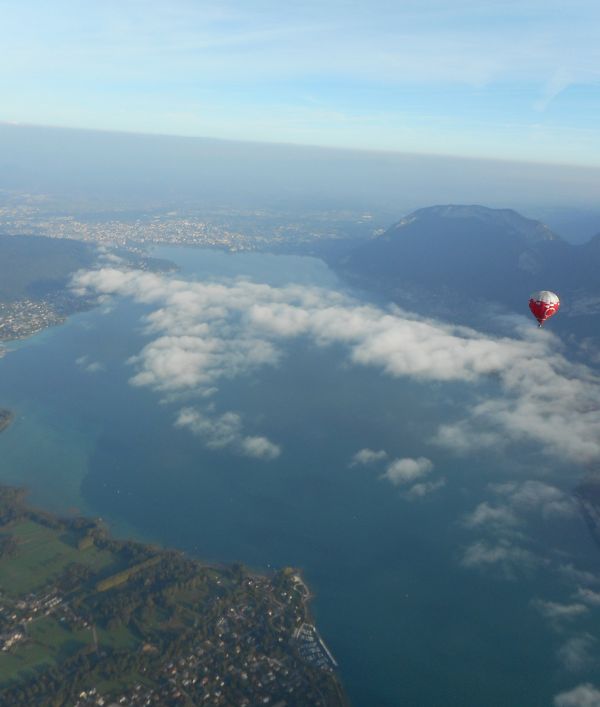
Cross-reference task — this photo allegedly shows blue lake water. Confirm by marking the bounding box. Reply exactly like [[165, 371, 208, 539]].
[[0, 247, 598, 706]]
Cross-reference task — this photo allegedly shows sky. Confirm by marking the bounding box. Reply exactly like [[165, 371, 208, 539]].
[[2, 0, 600, 166]]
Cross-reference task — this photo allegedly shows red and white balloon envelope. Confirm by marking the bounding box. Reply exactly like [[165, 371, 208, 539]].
[[529, 290, 560, 327]]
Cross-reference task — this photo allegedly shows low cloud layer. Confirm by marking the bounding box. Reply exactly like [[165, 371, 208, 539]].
[[74, 266, 600, 466]]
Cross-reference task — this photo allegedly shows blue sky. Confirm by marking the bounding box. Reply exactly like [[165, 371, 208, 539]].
[[2, 0, 599, 165]]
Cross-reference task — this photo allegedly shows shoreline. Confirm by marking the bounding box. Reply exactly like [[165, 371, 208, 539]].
[[0, 484, 347, 705]]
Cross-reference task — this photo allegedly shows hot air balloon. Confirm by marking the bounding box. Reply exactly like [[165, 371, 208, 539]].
[[529, 290, 560, 327]]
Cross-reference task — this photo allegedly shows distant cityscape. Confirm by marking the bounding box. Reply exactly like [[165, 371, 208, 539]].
[[0, 189, 380, 346], [0, 189, 380, 253]]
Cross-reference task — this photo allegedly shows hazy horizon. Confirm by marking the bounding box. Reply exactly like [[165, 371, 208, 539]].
[[2, 123, 600, 242]]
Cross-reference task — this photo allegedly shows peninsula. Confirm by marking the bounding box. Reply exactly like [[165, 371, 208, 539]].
[[0, 486, 346, 706], [0, 234, 174, 343]]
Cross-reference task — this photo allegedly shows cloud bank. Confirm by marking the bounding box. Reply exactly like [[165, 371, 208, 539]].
[[74, 267, 600, 465]]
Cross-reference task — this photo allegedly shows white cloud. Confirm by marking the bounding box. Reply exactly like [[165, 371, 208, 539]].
[[557, 634, 597, 673], [463, 502, 520, 529], [381, 457, 433, 486], [349, 448, 442, 497], [463, 481, 575, 539], [554, 683, 600, 707], [461, 480, 578, 582], [175, 407, 280, 460], [176, 408, 243, 449], [85, 361, 105, 373], [491, 481, 576, 518], [462, 480, 575, 558], [403, 478, 446, 499], [532, 599, 589, 622], [74, 267, 600, 465], [241, 435, 281, 460], [560, 565, 600, 587], [350, 448, 388, 467], [75, 355, 105, 373], [461, 540, 540, 574], [99, 250, 125, 266], [575, 587, 600, 607]]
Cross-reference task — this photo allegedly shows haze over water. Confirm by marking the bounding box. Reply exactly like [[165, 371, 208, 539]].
[[0, 247, 598, 706]]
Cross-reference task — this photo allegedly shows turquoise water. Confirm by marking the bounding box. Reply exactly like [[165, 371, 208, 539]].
[[0, 248, 598, 706]]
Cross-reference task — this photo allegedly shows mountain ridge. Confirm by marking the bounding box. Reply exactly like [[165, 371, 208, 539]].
[[335, 204, 600, 330], [384, 205, 560, 245]]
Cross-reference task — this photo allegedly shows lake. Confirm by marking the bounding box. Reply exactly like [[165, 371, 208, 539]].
[[0, 247, 598, 706]]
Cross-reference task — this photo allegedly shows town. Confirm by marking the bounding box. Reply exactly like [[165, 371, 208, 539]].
[[0, 486, 346, 706], [0, 296, 84, 342], [0, 189, 379, 347]]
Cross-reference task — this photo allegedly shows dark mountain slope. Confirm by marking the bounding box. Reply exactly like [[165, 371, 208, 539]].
[[337, 205, 600, 319], [0, 234, 96, 301]]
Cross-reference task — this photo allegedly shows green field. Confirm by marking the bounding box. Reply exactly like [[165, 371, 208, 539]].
[[0, 520, 117, 595], [0, 616, 91, 684], [0, 519, 135, 686]]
